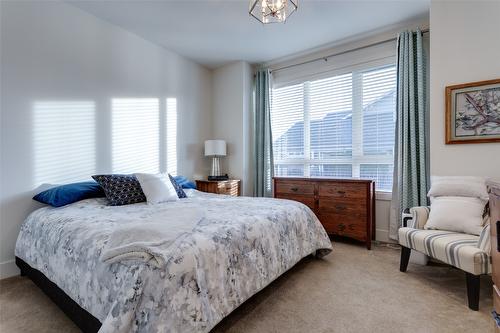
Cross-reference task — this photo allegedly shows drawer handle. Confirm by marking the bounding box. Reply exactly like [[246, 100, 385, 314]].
[[338, 223, 346, 232], [291, 187, 299, 192], [492, 310, 500, 327], [337, 190, 346, 195], [497, 221, 500, 252], [335, 205, 346, 211]]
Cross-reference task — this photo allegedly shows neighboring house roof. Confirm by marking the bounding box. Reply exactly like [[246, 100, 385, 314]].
[[273, 91, 395, 155]]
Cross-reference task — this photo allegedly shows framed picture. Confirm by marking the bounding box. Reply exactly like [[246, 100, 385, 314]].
[[445, 78, 500, 144]]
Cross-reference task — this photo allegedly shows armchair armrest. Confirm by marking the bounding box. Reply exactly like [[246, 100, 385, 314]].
[[401, 206, 430, 229], [477, 223, 491, 256]]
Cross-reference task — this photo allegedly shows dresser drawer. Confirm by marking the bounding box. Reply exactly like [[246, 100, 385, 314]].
[[318, 213, 367, 241], [490, 190, 500, 286], [275, 181, 315, 195], [275, 193, 315, 210], [494, 285, 500, 330], [495, 285, 500, 310], [318, 183, 366, 199], [217, 181, 239, 195], [218, 186, 239, 196], [489, 181, 500, 328], [318, 198, 366, 215]]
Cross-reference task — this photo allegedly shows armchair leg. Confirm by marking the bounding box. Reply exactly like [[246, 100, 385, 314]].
[[465, 272, 480, 311], [400, 246, 411, 272]]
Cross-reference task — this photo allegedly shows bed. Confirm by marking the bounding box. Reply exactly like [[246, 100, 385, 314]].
[[15, 189, 332, 333]]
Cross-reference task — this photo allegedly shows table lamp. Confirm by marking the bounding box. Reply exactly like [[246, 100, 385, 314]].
[[205, 140, 227, 180]]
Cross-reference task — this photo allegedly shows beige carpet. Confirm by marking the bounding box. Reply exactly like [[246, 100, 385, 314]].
[[0, 242, 493, 333]]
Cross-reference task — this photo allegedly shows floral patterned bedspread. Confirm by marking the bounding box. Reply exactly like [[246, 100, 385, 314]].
[[15, 190, 332, 333]]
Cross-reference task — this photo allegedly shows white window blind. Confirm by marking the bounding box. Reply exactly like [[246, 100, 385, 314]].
[[271, 64, 396, 191], [271, 83, 304, 161]]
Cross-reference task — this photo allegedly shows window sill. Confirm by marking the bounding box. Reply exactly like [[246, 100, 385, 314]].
[[375, 191, 392, 201]]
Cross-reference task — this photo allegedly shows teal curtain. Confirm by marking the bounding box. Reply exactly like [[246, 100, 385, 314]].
[[253, 69, 274, 197], [390, 29, 429, 240]]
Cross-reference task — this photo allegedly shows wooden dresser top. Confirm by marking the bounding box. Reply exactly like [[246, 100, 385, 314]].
[[196, 179, 240, 183], [487, 180, 500, 196], [273, 176, 374, 184]]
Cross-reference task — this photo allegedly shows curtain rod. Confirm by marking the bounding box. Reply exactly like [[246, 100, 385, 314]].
[[270, 29, 429, 74]]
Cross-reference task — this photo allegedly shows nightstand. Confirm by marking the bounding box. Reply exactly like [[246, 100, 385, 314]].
[[195, 179, 241, 196]]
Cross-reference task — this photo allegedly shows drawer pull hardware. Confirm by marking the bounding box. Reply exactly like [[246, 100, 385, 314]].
[[338, 223, 346, 232], [335, 205, 346, 211], [291, 187, 299, 192], [337, 190, 346, 195], [497, 221, 500, 252], [492, 310, 500, 327]]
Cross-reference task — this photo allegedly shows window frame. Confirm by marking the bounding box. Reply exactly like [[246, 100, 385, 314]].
[[271, 56, 396, 194]]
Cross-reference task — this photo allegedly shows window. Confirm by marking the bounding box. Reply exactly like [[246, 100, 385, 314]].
[[271, 83, 304, 160], [271, 65, 396, 191]]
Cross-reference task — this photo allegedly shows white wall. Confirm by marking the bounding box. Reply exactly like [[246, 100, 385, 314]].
[[212, 61, 253, 196], [0, 1, 212, 278], [430, 0, 500, 178]]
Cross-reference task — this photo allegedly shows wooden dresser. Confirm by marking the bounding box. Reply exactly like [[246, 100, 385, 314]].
[[196, 179, 241, 196], [488, 180, 500, 331], [273, 177, 375, 249]]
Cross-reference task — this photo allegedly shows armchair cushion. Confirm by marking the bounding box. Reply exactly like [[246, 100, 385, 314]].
[[424, 196, 486, 236], [399, 227, 490, 275]]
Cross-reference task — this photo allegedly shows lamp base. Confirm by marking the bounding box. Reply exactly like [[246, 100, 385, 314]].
[[210, 156, 221, 177], [209, 156, 228, 180], [208, 175, 229, 181]]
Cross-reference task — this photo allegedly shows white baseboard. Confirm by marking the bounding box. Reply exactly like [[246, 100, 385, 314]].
[[0, 259, 20, 279], [375, 228, 396, 243]]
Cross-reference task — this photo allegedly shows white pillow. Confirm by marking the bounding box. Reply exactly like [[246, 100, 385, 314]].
[[134, 173, 179, 204], [424, 196, 486, 235], [427, 176, 488, 201]]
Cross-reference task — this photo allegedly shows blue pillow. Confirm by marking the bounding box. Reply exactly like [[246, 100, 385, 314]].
[[173, 175, 196, 189], [33, 181, 105, 207], [168, 174, 187, 198]]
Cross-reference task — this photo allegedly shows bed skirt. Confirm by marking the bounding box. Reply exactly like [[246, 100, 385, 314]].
[[15, 257, 101, 333]]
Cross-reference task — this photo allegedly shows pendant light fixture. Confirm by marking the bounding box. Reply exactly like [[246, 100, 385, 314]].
[[249, 0, 298, 24]]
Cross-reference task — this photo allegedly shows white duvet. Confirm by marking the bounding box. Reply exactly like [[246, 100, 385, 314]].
[[15, 190, 332, 332]]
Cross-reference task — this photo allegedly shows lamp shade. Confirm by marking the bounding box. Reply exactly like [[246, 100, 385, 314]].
[[204, 140, 226, 156]]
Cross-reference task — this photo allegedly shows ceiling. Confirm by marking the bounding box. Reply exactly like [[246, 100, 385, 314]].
[[68, 0, 429, 69]]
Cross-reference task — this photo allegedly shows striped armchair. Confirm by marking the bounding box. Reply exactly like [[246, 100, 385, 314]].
[[398, 206, 491, 310]]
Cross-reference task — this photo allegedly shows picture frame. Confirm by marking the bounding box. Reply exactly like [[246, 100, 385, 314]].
[[445, 78, 500, 144]]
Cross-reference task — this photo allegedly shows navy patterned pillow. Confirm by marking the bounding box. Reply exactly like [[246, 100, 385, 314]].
[[168, 174, 187, 199], [92, 174, 146, 206]]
